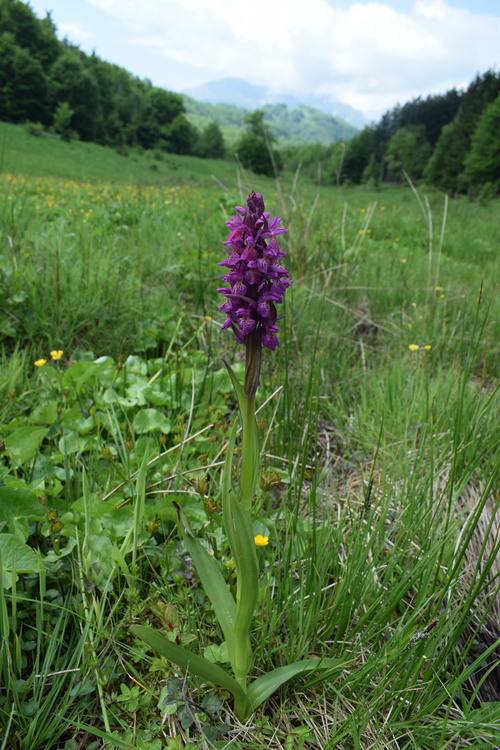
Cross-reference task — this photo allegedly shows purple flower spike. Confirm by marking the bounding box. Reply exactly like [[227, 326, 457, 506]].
[[218, 191, 291, 350]]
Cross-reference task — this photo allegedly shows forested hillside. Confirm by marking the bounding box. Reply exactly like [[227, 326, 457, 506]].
[[183, 97, 358, 146], [0, 0, 220, 156], [288, 70, 500, 197]]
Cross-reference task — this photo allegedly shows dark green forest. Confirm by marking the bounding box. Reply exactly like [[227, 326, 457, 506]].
[[1, 0, 500, 193]]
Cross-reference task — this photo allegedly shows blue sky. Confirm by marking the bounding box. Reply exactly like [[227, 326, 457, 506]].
[[25, 0, 500, 120]]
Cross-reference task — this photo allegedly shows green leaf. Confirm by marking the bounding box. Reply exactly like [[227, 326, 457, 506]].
[[30, 400, 59, 425], [43, 536, 77, 562], [59, 431, 88, 455], [222, 358, 245, 415], [4, 426, 49, 465], [183, 535, 237, 661], [125, 355, 148, 374], [103, 387, 138, 408], [0, 486, 45, 541], [134, 408, 171, 434], [175, 499, 237, 662], [86, 534, 115, 585], [0, 533, 39, 583], [246, 657, 345, 714], [203, 641, 230, 664], [130, 625, 247, 704]]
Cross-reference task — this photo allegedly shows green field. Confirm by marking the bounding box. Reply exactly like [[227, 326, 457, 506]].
[[1, 122, 499, 750]]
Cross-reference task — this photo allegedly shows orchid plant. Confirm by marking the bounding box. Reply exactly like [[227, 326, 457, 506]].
[[131, 192, 342, 720]]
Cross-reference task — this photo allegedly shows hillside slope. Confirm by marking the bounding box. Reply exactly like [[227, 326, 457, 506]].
[[183, 97, 358, 147]]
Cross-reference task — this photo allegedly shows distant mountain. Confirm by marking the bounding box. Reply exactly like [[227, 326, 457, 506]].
[[183, 77, 368, 130], [183, 96, 359, 147]]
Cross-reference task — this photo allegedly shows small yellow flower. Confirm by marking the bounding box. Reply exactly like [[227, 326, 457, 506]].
[[50, 350, 63, 360], [401, 258, 408, 263], [394, 237, 400, 242], [424, 345, 432, 350], [34, 358, 47, 367], [409, 344, 419, 351], [254, 534, 269, 547], [204, 315, 212, 321], [435, 285, 444, 291], [439, 294, 445, 299]]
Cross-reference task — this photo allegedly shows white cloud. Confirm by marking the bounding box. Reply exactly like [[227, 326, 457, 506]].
[[58, 22, 92, 45], [87, 0, 500, 119]]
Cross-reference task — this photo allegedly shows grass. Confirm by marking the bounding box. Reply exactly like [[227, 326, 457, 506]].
[[0, 122, 499, 749]]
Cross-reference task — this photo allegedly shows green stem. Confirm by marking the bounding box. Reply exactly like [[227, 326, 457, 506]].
[[240, 395, 257, 515], [233, 688, 249, 721]]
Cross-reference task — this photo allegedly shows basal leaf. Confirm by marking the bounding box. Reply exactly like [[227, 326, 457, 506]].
[[5, 426, 49, 465], [130, 625, 246, 704], [246, 657, 345, 714]]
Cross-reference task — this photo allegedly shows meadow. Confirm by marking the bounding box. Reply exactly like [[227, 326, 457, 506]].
[[1, 122, 499, 750]]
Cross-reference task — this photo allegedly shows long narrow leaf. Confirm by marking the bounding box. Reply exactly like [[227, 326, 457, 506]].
[[246, 657, 346, 714], [175, 501, 236, 658], [182, 535, 236, 659], [222, 358, 245, 415], [229, 492, 259, 627], [130, 625, 246, 703]]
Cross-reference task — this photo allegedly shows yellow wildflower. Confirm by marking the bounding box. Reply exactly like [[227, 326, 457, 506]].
[[34, 359, 47, 367], [409, 344, 419, 352], [50, 350, 63, 360], [435, 285, 444, 291], [401, 258, 408, 263], [424, 345, 432, 350], [254, 534, 269, 547]]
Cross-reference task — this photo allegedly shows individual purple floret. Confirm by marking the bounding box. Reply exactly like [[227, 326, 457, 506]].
[[218, 191, 291, 350]]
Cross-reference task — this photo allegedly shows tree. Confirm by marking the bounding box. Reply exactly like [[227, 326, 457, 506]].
[[339, 126, 375, 184], [52, 101, 74, 141], [426, 70, 500, 192], [161, 114, 197, 154], [386, 125, 430, 180], [49, 49, 102, 141], [195, 122, 225, 158], [424, 122, 465, 191], [0, 0, 59, 69], [463, 93, 500, 192], [362, 154, 380, 187], [235, 110, 282, 177], [136, 87, 185, 149], [0, 32, 49, 122]]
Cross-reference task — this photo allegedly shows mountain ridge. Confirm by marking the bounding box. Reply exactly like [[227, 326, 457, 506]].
[[183, 76, 368, 130]]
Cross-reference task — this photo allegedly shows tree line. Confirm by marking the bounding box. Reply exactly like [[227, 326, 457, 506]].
[[281, 70, 500, 197]]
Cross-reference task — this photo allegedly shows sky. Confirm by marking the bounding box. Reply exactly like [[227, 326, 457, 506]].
[[25, 0, 500, 121]]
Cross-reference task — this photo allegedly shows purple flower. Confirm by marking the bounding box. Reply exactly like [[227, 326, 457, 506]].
[[218, 191, 291, 351]]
